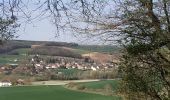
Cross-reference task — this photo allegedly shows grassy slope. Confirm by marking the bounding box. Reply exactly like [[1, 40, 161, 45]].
[[10, 48, 30, 55], [0, 55, 24, 64], [0, 86, 120, 100], [0, 48, 29, 64], [71, 45, 121, 54], [56, 69, 82, 75], [80, 80, 120, 91], [0, 43, 120, 64]]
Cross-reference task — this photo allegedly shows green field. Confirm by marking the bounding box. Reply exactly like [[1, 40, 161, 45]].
[[56, 69, 82, 75], [72, 45, 121, 54], [0, 86, 121, 100], [0, 55, 24, 64], [10, 48, 30, 55], [80, 80, 120, 91], [0, 48, 30, 64]]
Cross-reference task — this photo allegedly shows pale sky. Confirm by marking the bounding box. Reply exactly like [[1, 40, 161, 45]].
[[14, 0, 115, 45], [17, 18, 80, 43], [15, 0, 85, 44]]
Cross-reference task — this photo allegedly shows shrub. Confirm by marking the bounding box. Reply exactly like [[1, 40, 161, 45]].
[[104, 83, 113, 92], [76, 85, 86, 90]]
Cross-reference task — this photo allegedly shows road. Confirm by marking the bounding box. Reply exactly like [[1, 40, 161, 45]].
[[32, 79, 100, 86]]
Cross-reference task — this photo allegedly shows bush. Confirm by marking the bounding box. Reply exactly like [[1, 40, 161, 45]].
[[66, 82, 78, 88], [76, 85, 86, 90], [66, 82, 86, 90], [104, 84, 113, 92]]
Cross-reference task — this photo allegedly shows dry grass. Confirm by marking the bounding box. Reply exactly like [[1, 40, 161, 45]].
[[82, 52, 120, 63]]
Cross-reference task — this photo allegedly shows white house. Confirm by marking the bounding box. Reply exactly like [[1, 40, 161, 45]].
[[0, 81, 12, 87], [91, 66, 97, 71]]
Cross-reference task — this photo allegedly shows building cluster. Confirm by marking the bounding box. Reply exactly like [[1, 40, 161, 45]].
[[31, 55, 119, 71], [0, 80, 12, 87]]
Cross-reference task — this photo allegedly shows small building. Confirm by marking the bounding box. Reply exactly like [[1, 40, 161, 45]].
[[0, 80, 12, 87], [17, 79, 24, 85], [91, 66, 97, 71]]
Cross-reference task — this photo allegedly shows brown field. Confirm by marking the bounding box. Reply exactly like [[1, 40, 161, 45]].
[[82, 52, 120, 63]]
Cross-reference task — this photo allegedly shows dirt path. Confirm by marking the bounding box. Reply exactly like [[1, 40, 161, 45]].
[[32, 79, 100, 86]]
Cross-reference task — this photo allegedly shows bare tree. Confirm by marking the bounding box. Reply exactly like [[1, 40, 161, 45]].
[[47, 0, 170, 99]]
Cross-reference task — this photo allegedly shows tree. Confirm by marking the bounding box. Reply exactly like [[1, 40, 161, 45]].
[[117, 0, 170, 99], [48, 0, 170, 99], [0, 0, 21, 44]]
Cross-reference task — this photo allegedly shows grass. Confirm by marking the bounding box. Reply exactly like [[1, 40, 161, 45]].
[[56, 69, 82, 76], [72, 45, 120, 53], [0, 55, 25, 64], [80, 80, 120, 91], [11, 48, 30, 55], [72, 49, 91, 54], [0, 85, 121, 100], [0, 48, 30, 64]]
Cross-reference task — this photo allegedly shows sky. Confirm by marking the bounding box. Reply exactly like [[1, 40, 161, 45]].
[[17, 18, 102, 45], [15, 0, 88, 44], [17, 18, 80, 43], [16, 13, 84, 44], [14, 0, 115, 45]]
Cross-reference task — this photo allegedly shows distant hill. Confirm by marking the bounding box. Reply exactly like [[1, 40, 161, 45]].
[[0, 40, 121, 55], [0, 40, 122, 64], [29, 46, 82, 58], [82, 52, 120, 63], [0, 40, 79, 54]]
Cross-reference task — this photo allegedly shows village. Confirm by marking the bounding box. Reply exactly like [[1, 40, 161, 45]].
[[32, 55, 119, 71], [0, 54, 119, 87]]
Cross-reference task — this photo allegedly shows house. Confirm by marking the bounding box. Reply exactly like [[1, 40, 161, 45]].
[[0, 80, 12, 87], [91, 66, 97, 71], [17, 79, 24, 85]]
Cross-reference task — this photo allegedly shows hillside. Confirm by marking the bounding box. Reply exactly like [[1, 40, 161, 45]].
[[82, 52, 120, 63], [0, 40, 121, 65], [0, 40, 121, 54], [0, 40, 78, 54]]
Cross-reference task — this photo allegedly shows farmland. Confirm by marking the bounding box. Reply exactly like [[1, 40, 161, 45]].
[[0, 40, 122, 100], [78, 80, 120, 91], [0, 85, 121, 100]]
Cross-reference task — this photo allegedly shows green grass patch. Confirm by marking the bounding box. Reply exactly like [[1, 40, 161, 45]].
[[56, 69, 83, 76], [79, 80, 120, 91], [0, 55, 25, 64], [0, 85, 120, 100], [72, 49, 91, 54], [71, 45, 120, 53], [11, 48, 30, 55]]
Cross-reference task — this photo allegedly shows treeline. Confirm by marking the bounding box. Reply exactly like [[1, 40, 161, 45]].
[[34, 69, 119, 81], [14, 40, 79, 47], [0, 40, 79, 54], [44, 42, 78, 47], [0, 41, 30, 54], [29, 46, 82, 58]]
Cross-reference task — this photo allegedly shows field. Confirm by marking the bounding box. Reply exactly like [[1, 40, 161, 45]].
[[79, 80, 120, 91], [0, 85, 121, 100], [56, 69, 83, 75], [0, 48, 29, 65], [0, 55, 24, 64], [72, 45, 120, 54]]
